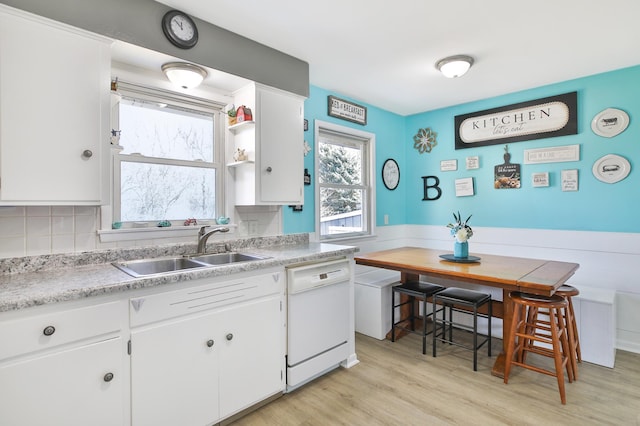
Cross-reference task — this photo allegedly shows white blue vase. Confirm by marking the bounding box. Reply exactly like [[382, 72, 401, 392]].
[[454, 241, 469, 258]]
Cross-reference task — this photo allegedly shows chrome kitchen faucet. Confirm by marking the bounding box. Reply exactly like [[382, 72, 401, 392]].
[[196, 226, 230, 254]]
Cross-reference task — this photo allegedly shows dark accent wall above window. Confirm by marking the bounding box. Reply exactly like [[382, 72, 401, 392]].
[[0, 0, 309, 98]]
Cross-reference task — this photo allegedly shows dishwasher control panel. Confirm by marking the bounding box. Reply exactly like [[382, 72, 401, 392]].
[[286, 258, 351, 294]]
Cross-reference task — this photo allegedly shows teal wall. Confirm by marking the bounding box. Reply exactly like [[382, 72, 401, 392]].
[[284, 65, 640, 234], [283, 86, 406, 234]]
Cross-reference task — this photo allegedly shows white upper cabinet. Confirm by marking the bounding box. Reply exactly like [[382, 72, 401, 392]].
[[0, 8, 111, 205], [229, 83, 304, 205]]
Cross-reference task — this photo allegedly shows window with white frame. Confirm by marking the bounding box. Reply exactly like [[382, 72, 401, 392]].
[[113, 83, 224, 225], [316, 121, 375, 240]]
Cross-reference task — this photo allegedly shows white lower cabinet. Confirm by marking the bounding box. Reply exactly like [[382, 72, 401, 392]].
[[0, 269, 285, 426], [0, 299, 126, 426], [131, 309, 221, 426], [219, 296, 283, 419], [0, 337, 124, 426], [130, 269, 285, 425]]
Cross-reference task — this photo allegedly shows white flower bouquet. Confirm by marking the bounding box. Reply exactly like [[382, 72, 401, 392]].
[[447, 211, 473, 243]]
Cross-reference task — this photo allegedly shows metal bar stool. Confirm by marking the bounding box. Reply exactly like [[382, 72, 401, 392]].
[[432, 287, 492, 371], [391, 281, 444, 354], [504, 292, 572, 404]]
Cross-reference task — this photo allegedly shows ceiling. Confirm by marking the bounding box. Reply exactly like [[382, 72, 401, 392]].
[[140, 0, 640, 116]]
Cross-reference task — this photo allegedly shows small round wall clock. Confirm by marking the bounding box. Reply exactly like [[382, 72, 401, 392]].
[[162, 10, 199, 49], [382, 158, 400, 190]]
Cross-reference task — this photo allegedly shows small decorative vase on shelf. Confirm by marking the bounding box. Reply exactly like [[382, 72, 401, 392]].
[[454, 241, 469, 258]]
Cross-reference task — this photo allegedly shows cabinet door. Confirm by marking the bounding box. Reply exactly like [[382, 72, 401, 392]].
[[219, 294, 285, 419], [130, 310, 220, 426], [256, 87, 304, 204], [0, 337, 124, 426], [0, 11, 110, 204]]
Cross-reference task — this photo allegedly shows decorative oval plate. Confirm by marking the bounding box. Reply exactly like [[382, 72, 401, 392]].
[[591, 108, 629, 138], [592, 154, 631, 183]]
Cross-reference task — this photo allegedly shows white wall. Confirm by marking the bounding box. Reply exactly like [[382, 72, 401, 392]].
[[348, 225, 640, 356]]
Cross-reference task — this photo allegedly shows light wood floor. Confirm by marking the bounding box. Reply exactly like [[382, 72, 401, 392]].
[[232, 332, 640, 425]]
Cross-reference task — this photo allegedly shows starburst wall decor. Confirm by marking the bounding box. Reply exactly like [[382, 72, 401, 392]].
[[413, 127, 438, 154]]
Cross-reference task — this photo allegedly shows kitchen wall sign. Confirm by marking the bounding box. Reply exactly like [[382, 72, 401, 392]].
[[440, 159, 458, 171], [494, 145, 521, 189], [455, 92, 577, 149], [455, 177, 475, 197], [591, 108, 629, 137], [561, 169, 579, 191], [524, 144, 580, 164], [328, 96, 367, 125], [532, 172, 550, 188], [466, 156, 480, 170]]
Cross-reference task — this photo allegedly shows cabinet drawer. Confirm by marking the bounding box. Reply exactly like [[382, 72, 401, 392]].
[[130, 269, 283, 327], [0, 301, 123, 361]]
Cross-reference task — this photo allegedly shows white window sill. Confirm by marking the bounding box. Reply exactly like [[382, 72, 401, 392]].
[[98, 224, 236, 243], [318, 233, 377, 244]]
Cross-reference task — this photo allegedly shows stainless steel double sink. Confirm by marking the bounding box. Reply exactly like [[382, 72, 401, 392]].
[[112, 252, 270, 278]]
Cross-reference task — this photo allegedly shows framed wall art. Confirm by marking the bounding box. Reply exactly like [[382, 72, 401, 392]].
[[561, 169, 579, 191], [455, 92, 577, 149], [328, 96, 367, 125], [532, 172, 550, 188]]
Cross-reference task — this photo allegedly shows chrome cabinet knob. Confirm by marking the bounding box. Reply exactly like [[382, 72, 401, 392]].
[[82, 149, 93, 159], [103, 372, 114, 382], [206, 339, 214, 347], [266, 166, 272, 173], [43, 326, 56, 336], [226, 333, 233, 341]]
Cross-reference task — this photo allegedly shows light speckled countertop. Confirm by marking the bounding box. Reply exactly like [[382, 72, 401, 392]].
[[0, 235, 357, 313]]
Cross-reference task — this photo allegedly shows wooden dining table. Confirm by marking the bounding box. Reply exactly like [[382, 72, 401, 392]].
[[354, 247, 579, 377]]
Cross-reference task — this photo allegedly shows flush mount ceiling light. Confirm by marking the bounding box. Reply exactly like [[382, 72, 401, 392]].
[[161, 62, 208, 89], [435, 55, 474, 78]]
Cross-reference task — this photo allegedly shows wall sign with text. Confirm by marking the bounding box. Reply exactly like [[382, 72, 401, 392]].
[[454, 92, 577, 149], [328, 96, 367, 125]]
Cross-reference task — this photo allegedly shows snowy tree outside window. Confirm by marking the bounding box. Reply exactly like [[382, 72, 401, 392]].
[[318, 128, 371, 239], [114, 89, 222, 223]]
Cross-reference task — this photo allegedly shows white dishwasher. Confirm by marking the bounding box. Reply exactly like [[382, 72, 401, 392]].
[[286, 258, 351, 391]]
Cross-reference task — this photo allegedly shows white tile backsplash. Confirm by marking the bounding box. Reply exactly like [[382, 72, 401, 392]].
[[52, 216, 74, 235], [26, 206, 50, 216], [74, 232, 96, 252], [52, 234, 75, 253], [0, 237, 24, 258], [26, 235, 51, 256], [0, 216, 25, 238], [0, 205, 283, 259], [74, 206, 96, 216], [0, 207, 98, 258], [0, 206, 25, 217], [75, 214, 97, 234], [27, 216, 51, 236], [52, 206, 74, 216]]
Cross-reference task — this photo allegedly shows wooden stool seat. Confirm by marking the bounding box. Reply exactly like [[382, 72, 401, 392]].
[[391, 281, 444, 354], [504, 292, 572, 404]]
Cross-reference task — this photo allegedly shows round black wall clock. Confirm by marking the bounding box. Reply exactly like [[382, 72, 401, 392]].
[[382, 158, 400, 190], [162, 10, 199, 49]]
